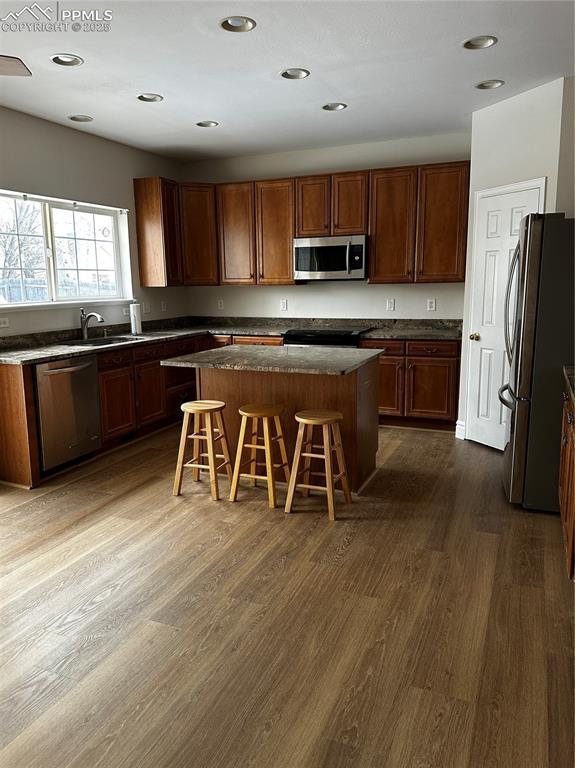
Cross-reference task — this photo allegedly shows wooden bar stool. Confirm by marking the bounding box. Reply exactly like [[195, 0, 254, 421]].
[[285, 410, 351, 521], [229, 404, 290, 509], [173, 400, 232, 501]]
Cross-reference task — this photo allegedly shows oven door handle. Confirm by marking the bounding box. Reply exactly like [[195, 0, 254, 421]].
[[346, 240, 351, 274]]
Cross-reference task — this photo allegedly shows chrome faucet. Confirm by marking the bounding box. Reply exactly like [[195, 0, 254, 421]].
[[80, 307, 105, 340]]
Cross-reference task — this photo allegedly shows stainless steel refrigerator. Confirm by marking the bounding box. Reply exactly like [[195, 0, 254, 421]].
[[499, 212, 574, 512]]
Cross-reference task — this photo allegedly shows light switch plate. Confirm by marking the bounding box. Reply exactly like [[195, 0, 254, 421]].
[[386, 298, 395, 311], [143, 302, 151, 315], [122, 307, 130, 317], [280, 298, 288, 312], [160, 300, 167, 312], [0, 317, 9, 328], [427, 298, 437, 311], [217, 299, 224, 310]]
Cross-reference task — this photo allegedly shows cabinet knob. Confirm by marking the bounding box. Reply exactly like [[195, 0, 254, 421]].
[[469, 333, 481, 341]]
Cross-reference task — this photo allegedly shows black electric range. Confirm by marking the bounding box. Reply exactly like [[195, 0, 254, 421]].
[[282, 328, 371, 347]]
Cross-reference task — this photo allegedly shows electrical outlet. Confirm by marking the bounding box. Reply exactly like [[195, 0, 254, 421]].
[[280, 298, 288, 312], [122, 307, 130, 317], [143, 302, 151, 315], [386, 298, 395, 311], [427, 298, 437, 312], [217, 299, 224, 311], [160, 300, 167, 312], [0, 317, 9, 328]]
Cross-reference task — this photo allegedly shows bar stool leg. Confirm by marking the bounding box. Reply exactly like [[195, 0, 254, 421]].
[[323, 423, 336, 521], [262, 417, 277, 509], [332, 422, 352, 503], [274, 415, 291, 485], [173, 411, 191, 496], [215, 411, 233, 481], [229, 414, 247, 502], [205, 412, 219, 501], [285, 422, 305, 515], [301, 423, 314, 497], [191, 412, 201, 482], [249, 417, 259, 487]]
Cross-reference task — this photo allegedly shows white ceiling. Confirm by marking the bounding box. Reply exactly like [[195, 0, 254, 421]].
[[0, 1, 573, 160]]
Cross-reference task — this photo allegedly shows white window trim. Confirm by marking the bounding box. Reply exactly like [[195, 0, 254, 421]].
[[0, 188, 132, 309]]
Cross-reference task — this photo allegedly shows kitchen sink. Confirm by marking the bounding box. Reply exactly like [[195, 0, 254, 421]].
[[64, 336, 138, 347]]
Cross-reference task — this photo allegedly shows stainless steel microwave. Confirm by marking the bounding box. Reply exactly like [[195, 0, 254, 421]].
[[293, 235, 366, 280]]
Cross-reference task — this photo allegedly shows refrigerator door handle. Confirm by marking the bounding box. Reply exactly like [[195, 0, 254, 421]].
[[504, 242, 521, 365], [498, 383, 515, 410]]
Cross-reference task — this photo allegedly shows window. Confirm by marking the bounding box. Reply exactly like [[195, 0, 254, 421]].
[[0, 191, 126, 306]]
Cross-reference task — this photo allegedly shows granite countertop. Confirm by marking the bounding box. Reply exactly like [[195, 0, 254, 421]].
[[564, 366, 575, 403], [161, 345, 382, 376], [360, 327, 460, 340]]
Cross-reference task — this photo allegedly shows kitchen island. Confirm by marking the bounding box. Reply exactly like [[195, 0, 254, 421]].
[[162, 345, 381, 492]]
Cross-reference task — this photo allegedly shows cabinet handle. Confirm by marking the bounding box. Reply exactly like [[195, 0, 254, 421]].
[[396, 362, 403, 369], [423, 346, 439, 353], [249, 272, 254, 279], [568, 412, 574, 425], [408, 363, 414, 370], [563, 433, 568, 447]]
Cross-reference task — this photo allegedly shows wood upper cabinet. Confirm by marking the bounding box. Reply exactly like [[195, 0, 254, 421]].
[[255, 179, 295, 285], [295, 175, 331, 237], [331, 171, 368, 235], [369, 167, 417, 283], [134, 177, 182, 287], [99, 366, 137, 442], [405, 356, 458, 420], [180, 183, 219, 285], [217, 182, 256, 284], [415, 162, 469, 282]]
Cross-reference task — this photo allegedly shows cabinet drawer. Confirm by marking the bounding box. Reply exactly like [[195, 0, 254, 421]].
[[165, 366, 196, 389], [232, 335, 284, 346], [98, 348, 134, 370], [358, 339, 405, 356], [164, 337, 201, 358], [134, 343, 166, 362], [405, 340, 459, 357], [210, 334, 232, 347]]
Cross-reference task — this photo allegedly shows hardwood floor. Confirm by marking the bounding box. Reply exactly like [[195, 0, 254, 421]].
[[0, 426, 572, 767]]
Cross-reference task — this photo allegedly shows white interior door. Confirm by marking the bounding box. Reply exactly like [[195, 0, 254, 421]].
[[466, 179, 545, 450]]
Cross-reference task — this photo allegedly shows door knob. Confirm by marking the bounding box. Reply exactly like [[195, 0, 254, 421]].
[[469, 332, 481, 341]]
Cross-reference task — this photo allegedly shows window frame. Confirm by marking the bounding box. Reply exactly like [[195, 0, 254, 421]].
[[0, 189, 130, 309]]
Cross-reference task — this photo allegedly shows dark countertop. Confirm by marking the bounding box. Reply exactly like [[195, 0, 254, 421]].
[[161, 345, 382, 376], [564, 366, 575, 403], [360, 327, 461, 340]]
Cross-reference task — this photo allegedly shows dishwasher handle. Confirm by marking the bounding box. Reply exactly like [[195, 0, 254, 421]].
[[43, 361, 95, 375]]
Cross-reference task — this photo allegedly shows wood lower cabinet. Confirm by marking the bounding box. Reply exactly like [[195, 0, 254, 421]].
[[135, 361, 166, 427], [210, 334, 232, 347], [331, 171, 368, 235], [180, 183, 219, 285], [232, 335, 284, 346], [369, 167, 417, 283], [559, 390, 575, 579], [255, 179, 295, 284], [217, 182, 256, 284], [377, 356, 405, 416], [295, 175, 331, 237], [405, 356, 458, 420], [134, 177, 182, 287], [99, 366, 137, 442], [415, 162, 469, 282]]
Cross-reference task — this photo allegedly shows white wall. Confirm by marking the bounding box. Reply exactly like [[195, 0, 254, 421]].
[[556, 76, 575, 218], [0, 107, 189, 337], [458, 78, 569, 431]]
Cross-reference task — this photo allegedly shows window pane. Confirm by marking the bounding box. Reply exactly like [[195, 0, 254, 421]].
[[19, 235, 45, 270], [73, 211, 94, 239], [0, 269, 23, 303], [55, 237, 77, 269], [94, 214, 114, 241], [52, 208, 75, 238], [76, 240, 97, 269], [0, 198, 17, 233], [98, 270, 117, 296], [16, 200, 43, 235], [23, 270, 48, 302], [96, 241, 115, 270], [57, 269, 79, 297], [78, 270, 99, 297], [0, 233, 20, 269]]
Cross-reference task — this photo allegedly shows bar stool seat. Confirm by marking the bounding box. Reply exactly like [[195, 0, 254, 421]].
[[229, 404, 290, 509], [285, 409, 351, 521], [173, 400, 232, 501]]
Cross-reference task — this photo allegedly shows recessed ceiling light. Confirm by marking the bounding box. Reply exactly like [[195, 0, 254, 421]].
[[463, 35, 498, 50], [51, 53, 84, 66], [196, 120, 219, 128], [68, 114, 94, 122], [220, 16, 256, 32], [322, 102, 348, 111], [138, 93, 163, 102], [281, 68, 310, 80], [475, 79, 505, 90]]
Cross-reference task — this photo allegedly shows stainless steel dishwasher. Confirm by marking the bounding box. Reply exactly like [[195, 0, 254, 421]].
[[36, 356, 102, 470]]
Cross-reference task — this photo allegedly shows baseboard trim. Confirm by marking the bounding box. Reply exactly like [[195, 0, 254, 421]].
[[455, 420, 466, 440]]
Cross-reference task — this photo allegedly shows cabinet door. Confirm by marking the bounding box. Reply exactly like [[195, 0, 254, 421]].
[[100, 367, 137, 442], [255, 179, 295, 285], [415, 162, 469, 282], [134, 177, 182, 287], [331, 171, 368, 235], [217, 182, 256, 284], [180, 183, 219, 285], [405, 357, 458, 420], [232, 335, 284, 346], [135, 361, 166, 427], [559, 401, 575, 578], [369, 167, 417, 283], [378, 356, 405, 416], [296, 176, 330, 237]]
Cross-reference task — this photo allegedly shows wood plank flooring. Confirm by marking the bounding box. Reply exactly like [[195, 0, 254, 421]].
[[0, 426, 572, 767]]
